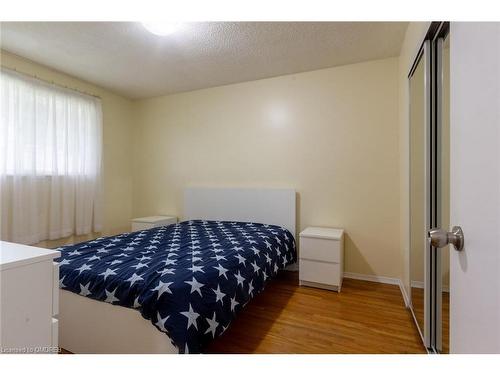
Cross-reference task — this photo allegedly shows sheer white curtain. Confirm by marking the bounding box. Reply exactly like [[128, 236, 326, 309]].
[[0, 69, 103, 244]]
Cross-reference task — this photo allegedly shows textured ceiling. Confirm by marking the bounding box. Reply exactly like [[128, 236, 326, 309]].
[[0, 22, 408, 99]]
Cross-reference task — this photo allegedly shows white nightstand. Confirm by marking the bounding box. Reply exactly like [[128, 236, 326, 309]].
[[131, 215, 177, 231], [299, 227, 344, 292]]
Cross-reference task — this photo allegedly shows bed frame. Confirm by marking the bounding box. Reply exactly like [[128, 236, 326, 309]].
[[59, 187, 296, 353]]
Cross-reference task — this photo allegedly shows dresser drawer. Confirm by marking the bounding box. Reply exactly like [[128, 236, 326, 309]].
[[300, 236, 341, 263], [52, 262, 59, 316], [51, 318, 59, 349], [299, 259, 342, 286]]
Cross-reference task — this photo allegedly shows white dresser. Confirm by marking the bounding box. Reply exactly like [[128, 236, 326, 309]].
[[299, 227, 344, 292], [131, 215, 177, 231], [0, 241, 60, 354]]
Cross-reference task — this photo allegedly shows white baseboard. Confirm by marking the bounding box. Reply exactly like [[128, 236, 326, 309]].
[[344, 272, 410, 308], [411, 280, 424, 289], [411, 280, 449, 293], [399, 281, 411, 308], [344, 272, 400, 285]]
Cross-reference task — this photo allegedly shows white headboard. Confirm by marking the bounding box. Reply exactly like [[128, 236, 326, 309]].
[[183, 188, 296, 237]]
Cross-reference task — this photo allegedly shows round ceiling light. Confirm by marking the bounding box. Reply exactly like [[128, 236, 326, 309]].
[[141, 22, 183, 36]]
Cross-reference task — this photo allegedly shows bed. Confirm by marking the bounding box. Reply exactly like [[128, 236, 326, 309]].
[[57, 188, 296, 353]]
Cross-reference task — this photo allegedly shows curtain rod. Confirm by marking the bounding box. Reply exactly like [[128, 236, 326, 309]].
[[2, 66, 102, 100]]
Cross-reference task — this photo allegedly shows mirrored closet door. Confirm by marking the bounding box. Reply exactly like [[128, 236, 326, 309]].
[[409, 39, 430, 347], [409, 22, 449, 353]]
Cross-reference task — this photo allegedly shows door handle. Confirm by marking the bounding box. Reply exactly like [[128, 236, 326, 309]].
[[428, 226, 464, 251]]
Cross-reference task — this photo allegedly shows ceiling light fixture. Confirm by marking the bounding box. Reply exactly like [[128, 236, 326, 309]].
[[141, 22, 183, 36]]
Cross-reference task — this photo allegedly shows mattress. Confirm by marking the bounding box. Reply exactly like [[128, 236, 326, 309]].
[[56, 220, 296, 353]]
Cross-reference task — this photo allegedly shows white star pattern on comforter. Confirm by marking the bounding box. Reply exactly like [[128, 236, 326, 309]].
[[56, 220, 296, 353]]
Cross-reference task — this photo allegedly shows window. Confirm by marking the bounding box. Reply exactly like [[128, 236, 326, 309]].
[[0, 68, 103, 244]]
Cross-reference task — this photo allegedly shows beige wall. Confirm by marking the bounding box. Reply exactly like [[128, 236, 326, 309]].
[[398, 22, 431, 296], [1, 48, 408, 280], [0, 50, 135, 247], [132, 57, 402, 278]]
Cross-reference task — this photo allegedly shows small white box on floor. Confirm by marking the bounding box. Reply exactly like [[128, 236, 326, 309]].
[[131, 215, 177, 231], [299, 227, 344, 292]]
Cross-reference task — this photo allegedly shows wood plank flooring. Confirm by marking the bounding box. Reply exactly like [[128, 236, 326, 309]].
[[442, 291, 449, 354], [206, 272, 426, 353], [61, 271, 426, 354], [410, 287, 449, 353]]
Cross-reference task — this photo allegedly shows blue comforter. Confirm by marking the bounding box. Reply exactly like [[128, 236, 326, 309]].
[[56, 220, 296, 353]]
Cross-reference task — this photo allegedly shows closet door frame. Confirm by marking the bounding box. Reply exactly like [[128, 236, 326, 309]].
[[408, 21, 449, 353], [431, 22, 450, 354]]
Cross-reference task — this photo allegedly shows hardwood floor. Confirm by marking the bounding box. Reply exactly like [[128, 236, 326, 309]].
[[60, 272, 425, 354], [442, 291, 449, 354], [411, 287, 425, 336], [206, 272, 426, 354], [410, 287, 449, 353]]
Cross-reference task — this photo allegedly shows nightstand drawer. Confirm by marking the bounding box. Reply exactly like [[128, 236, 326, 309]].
[[300, 259, 341, 286], [300, 236, 341, 263], [131, 216, 177, 231]]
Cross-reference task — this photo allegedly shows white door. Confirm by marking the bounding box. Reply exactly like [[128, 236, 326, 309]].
[[450, 22, 500, 353]]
